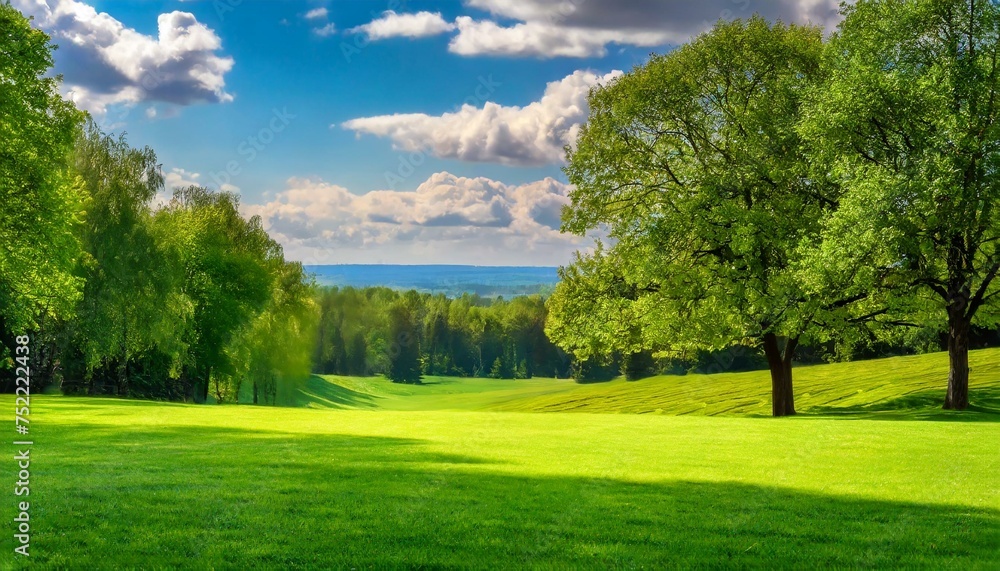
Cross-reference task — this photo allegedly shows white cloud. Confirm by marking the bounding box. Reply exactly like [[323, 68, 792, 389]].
[[13, 0, 235, 116], [341, 70, 620, 167], [242, 172, 590, 265], [304, 7, 328, 20], [164, 167, 201, 190], [304, 5, 335, 36], [451, 0, 842, 58], [314, 22, 337, 37], [349, 10, 455, 40], [450, 17, 670, 58], [164, 167, 239, 193], [466, 0, 843, 32]]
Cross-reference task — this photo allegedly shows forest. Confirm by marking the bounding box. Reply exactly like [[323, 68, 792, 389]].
[[312, 288, 572, 382]]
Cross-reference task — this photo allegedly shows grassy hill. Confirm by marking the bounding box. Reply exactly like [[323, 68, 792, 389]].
[[4, 349, 999, 568], [287, 348, 1000, 419]]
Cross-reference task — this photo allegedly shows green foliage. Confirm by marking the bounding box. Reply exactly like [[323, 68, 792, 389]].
[[156, 186, 293, 402], [68, 121, 172, 392], [488, 357, 505, 379], [230, 261, 318, 404], [0, 106, 317, 402], [314, 288, 571, 381], [386, 301, 423, 384], [0, 3, 85, 348], [552, 18, 835, 415], [546, 244, 645, 362], [800, 0, 1000, 408]]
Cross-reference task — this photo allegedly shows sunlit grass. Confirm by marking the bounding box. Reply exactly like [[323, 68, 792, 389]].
[[2, 349, 998, 568], [298, 348, 1000, 419]]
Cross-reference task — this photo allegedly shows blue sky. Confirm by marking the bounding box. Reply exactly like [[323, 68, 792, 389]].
[[15, 0, 841, 265]]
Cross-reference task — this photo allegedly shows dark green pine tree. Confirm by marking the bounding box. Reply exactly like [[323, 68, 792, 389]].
[[387, 303, 422, 384]]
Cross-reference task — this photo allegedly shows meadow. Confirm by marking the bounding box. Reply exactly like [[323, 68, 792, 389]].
[[3, 349, 1000, 569], [294, 348, 1000, 418]]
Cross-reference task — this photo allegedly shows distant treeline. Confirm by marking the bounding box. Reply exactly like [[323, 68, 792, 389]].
[[313, 285, 998, 384], [313, 287, 572, 381]]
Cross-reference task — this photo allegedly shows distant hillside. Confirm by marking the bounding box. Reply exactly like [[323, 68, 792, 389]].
[[305, 264, 560, 297], [285, 349, 1000, 419]]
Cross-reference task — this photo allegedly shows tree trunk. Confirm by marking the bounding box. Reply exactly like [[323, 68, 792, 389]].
[[253, 378, 259, 404], [193, 366, 210, 404], [0, 314, 16, 392], [763, 333, 797, 417], [118, 315, 128, 396], [944, 309, 970, 410]]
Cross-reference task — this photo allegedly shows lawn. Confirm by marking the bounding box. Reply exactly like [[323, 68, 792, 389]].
[[299, 348, 1000, 418], [3, 350, 999, 569]]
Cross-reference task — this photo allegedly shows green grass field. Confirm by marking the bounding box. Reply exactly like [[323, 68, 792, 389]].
[[292, 348, 1000, 419], [3, 349, 1000, 569]]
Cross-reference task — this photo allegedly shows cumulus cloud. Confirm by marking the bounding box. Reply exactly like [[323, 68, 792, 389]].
[[341, 69, 620, 167], [303, 5, 336, 36], [314, 22, 337, 37], [304, 7, 328, 20], [349, 10, 455, 40], [164, 167, 202, 190], [13, 0, 234, 116], [450, 17, 670, 58], [242, 172, 589, 265], [451, 0, 842, 58]]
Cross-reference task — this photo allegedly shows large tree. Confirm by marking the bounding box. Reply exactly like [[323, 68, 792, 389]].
[[386, 299, 423, 384], [70, 121, 170, 394], [0, 3, 85, 373], [552, 17, 835, 416], [802, 0, 1000, 410], [231, 260, 317, 404], [158, 186, 276, 402]]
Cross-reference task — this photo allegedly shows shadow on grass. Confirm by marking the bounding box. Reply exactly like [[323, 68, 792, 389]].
[[14, 423, 1000, 569], [280, 375, 382, 409], [804, 386, 1000, 422], [39, 397, 194, 408]]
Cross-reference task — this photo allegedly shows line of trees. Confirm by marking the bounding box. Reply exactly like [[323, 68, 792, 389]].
[[316, 283, 980, 385], [0, 4, 315, 403], [313, 287, 572, 383], [548, 0, 1000, 416]]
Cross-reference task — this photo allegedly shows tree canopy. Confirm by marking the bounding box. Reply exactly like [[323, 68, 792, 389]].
[[0, 3, 85, 358], [802, 0, 1000, 410], [552, 17, 834, 416]]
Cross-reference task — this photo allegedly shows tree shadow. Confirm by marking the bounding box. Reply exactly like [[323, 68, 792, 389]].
[[37, 397, 195, 409], [278, 375, 383, 409], [804, 386, 1000, 422], [16, 423, 1000, 569]]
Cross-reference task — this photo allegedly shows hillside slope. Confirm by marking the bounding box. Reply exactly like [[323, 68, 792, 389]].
[[291, 348, 1000, 419]]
